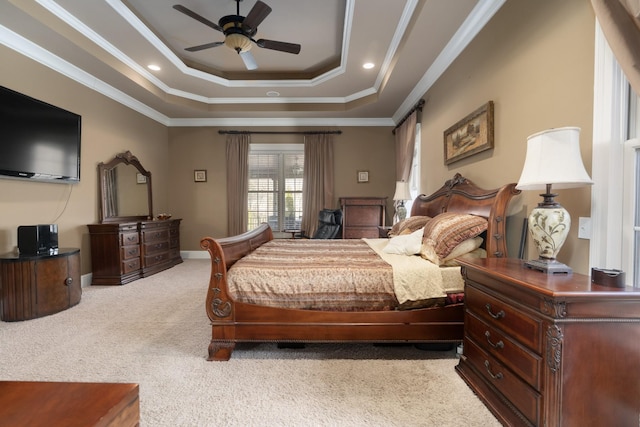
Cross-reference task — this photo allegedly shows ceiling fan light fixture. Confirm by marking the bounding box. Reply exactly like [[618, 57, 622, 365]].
[[224, 32, 252, 53]]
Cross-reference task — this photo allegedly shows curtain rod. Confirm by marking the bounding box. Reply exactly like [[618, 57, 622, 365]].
[[218, 130, 342, 135], [392, 99, 425, 134]]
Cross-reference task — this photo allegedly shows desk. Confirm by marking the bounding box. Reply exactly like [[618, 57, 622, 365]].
[[0, 381, 139, 427]]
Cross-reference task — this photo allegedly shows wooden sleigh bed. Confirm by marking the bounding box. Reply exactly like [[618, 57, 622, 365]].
[[200, 174, 520, 360]]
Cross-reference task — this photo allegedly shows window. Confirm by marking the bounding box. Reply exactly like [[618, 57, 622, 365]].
[[592, 22, 638, 286], [623, 95, 640, 286], [247, 144, 304, 232]]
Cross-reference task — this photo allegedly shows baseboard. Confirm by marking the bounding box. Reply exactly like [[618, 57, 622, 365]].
[[81, 273, 92, 288], [82, 251, 207, 287], [180, 250, 209, 259]]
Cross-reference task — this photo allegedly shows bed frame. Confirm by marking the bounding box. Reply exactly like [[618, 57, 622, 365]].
[[200, 174, 520, 360]]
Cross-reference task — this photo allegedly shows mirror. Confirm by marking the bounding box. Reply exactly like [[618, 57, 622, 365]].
[[98, 151, 153, 223]]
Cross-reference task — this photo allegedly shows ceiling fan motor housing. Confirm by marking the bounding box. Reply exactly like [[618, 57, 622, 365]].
[[220, 15, 254, 53]]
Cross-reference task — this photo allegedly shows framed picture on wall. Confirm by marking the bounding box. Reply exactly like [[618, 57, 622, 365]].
[[357, 170, 369, 183], [194, 169, 207, 182], [443, 101, 494, 165], [136, 173, 147, 184]]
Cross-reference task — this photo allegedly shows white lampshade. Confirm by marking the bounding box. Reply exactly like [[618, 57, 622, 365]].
[[393, 181, 412, 201], [516, 127, 593, 190]]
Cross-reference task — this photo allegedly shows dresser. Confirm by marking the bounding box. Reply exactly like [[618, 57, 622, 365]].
[[0, 248, 81, 321], [455, 258, 640, 426], [88, 219, 182, 285], [339, 197, 386, 239]]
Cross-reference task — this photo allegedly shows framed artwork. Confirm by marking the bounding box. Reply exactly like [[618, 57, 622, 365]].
[[443, 101, 494, 165], [136, 173, 147, 184], [357, 170, 369, 183], [194, 169, 207, 182]]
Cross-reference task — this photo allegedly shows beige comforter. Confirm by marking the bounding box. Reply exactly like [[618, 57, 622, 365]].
[[364, 239, 464, 304], [226, 238, 463, 311]]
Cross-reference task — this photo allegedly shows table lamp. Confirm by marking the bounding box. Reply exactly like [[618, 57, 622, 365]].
[[393, 181, 412, 222], [516, 127, 593, 274]]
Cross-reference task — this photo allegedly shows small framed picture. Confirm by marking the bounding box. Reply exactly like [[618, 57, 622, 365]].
[[136, 173, 147, 184], [357, 170, 369, 183], [194, 169, 207, 182]]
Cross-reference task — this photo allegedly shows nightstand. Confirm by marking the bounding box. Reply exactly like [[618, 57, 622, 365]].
[[455, 258, 640, 427], [377, 226, 392, 238]]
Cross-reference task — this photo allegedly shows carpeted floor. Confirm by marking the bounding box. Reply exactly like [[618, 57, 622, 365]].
[[0, 259, 500, 426]]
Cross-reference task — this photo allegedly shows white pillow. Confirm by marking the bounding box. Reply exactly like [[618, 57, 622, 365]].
[[383, 227, 424, 255]]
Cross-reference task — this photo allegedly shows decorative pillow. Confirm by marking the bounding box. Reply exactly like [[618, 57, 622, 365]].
[[445, 236, 484, 261], [422, 236, 482, 266], [387, 216, 431, 237], [441, 247, 487, 267], [420, 213, 488, 264], [383, 227, 424, 255]]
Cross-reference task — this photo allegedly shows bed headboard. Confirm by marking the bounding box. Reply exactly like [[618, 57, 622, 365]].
[[410, 173, 520, 258]]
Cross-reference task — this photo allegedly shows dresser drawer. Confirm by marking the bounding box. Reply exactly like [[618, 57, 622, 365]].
[[120, 232, 139, 246], [142, 229, 169, 243], [121, 257, 140, 274], [144, 252, 169, 267], [465, 285, 542, 353], [466, 311, 542, 390], [120, 245, 140, 260], [464, 338, 541, 426], [144, 241, 169, 255]]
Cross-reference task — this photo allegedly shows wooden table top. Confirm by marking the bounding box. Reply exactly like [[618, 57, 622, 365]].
[[0, 381, 139, 427]]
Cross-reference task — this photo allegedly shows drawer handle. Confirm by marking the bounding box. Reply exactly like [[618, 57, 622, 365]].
[[64, 277, 73, 286], [484, 331, 504, 349], [485, 303, 505, 319], [484, 360, 503, 380]]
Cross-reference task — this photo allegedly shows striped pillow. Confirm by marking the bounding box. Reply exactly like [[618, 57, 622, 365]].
[[420, 213, 488, 264]]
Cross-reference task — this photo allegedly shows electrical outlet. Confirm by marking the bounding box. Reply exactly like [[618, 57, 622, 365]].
[[578, 217, 591, 239]]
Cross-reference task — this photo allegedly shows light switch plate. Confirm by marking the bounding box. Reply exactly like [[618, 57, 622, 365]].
[[578, 217, 591, 239]]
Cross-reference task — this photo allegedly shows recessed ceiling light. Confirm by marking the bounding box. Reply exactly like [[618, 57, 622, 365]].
[[147, 64, 161, 71], [363, 62, 375, 69], [266, 91, 280, 97]]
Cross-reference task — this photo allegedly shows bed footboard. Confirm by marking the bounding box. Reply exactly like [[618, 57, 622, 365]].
[[200, 223, 273, 360]]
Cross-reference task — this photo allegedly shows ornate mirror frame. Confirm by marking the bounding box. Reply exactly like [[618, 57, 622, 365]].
[[98, 151, 153, 223]]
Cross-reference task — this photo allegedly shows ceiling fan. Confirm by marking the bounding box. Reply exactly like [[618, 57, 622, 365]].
[[173, 0, 301, 71]]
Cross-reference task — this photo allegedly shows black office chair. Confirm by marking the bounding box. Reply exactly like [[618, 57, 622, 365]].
[[311, 209, 343, 239]]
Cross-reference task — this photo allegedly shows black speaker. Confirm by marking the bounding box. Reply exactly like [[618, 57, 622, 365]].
[[17, 224, 59, 255]]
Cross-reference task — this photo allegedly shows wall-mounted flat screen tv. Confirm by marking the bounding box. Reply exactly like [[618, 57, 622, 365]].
[[0, 85, 81, 183]]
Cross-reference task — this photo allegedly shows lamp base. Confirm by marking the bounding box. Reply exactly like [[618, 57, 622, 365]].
[[395, 202, 407, 222], [524, 258, 572, 274]]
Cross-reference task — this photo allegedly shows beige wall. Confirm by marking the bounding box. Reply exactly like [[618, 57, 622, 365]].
[[1, 0, 597, 275], [167, 126, 395, 249], [418, 0, 595, 273], [0, 45, 169, 274]]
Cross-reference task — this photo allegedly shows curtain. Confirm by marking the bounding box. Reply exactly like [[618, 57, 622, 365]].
[[395, 111, 418, 182], [301, 134, 335, 237], [591, 0, 640, 94], [394, 111, 418, 221], [226, 134, 250, 236]]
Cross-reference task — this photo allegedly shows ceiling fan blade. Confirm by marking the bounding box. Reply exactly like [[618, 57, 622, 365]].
[[185, 41, 224, 52], [240, 51, 258, 70], [173, 5, 223, 32], [256, 39, 301, 55], [243, 1, 272, 31]]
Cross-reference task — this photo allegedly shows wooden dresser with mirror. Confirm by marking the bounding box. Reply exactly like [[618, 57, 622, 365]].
[[87, 151, 182, 285]]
